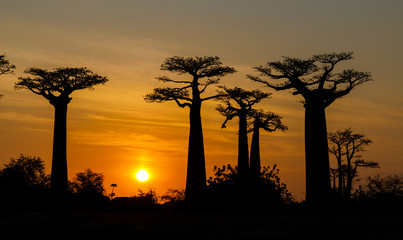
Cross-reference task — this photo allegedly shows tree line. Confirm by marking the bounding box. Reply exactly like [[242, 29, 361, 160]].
[[0, 52, 379, 211]]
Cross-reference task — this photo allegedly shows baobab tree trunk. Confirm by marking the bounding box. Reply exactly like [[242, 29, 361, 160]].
[[249, 122, 261, 182], [50, 96, 71, 211], [185, 92, 207, 204], [304, 99, 331, 204], [238, 111, 249, 183]]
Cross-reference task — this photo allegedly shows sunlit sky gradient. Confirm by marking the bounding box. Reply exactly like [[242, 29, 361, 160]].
[[1, 0, 403, 199]]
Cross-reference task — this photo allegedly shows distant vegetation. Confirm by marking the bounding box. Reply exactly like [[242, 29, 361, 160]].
[[0, 154, 401, 213]]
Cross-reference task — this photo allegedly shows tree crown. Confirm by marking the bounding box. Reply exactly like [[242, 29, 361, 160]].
[[216, 86, 270, 128], [249, 109, 288, 133], [145, 56, 236, 108], [15, 67, 108, 101], [0, 55, 15, 75], [248, 52, 372, 107]]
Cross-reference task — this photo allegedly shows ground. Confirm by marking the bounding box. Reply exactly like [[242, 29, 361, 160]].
[[1, 211, 402, 239]]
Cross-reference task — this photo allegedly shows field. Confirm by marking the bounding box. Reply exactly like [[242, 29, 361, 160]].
[[1, 211, 402, 239]]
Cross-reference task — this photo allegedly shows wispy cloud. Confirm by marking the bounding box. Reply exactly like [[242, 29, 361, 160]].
[[0, 111, 52, 124]]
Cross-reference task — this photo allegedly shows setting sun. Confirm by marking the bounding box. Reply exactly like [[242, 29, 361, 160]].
[[136, 169, 150, 182]]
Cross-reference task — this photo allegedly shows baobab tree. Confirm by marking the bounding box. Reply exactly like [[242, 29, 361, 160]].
[[144, 56, 236, 203], [328, 128, 378, 198], [216, 87, 270, 182], [248, 52, 372, 203], [0, 54, 16, 98], [249, 110, 287, 181], [15, 67, 108, 210]]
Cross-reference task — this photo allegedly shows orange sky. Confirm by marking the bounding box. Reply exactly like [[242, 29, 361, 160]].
[[1, 0, 403, 199]]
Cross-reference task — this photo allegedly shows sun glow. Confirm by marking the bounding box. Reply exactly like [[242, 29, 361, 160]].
[[136, 169, 150, 182]]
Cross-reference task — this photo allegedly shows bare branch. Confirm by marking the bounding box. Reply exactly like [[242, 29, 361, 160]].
[[156, 76, 192, 84]]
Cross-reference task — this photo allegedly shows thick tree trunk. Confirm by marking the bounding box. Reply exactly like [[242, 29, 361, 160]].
[[304, 100, 331, 204], [50, 96, 70, 211], [344, 162, 353, 198], [185, 95, 207, 204], [249, 122, 260, 182], [237, 112, 249, 183]]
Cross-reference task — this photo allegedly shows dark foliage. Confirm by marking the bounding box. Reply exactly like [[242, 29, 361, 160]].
[[69, 169, 110, 211], [112, 188, 159, 212], [0, 154, 50, 210], [0, 54, 15, 98], [207, 164, 294, 211]]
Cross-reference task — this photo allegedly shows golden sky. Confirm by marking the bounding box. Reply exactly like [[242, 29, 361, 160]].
[[1, 0, 403, 199]]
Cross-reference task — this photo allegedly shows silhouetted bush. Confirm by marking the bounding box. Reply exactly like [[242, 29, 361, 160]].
[[112, 189, 159, 212], [353, 174, 403, 212], [207, 164, 294, 212], [69, 169, 110, 211], [0, 154, 51, 210]]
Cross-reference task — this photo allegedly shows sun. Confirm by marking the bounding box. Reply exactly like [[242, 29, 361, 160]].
[[136, 169, 149, 182]]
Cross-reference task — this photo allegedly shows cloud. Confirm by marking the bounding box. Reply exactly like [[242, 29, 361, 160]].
[[0, 111, 52, 124], [69, 129, 187, 154]]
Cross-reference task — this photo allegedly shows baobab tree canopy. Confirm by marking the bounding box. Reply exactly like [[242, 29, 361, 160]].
[[15, 67, 108, 103], [0, 55, 15, 75], [248, 52, 372, 107]]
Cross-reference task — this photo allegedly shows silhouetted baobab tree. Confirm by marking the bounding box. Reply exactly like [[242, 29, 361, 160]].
[[144, 56, 236, 203], [328, 128, 378, 198], [248, 52, 372, 203], [249, 110, 287, 181], [0, 54, 16, 98], [15, 67, 108, 210], [216, 87, 270, 182]]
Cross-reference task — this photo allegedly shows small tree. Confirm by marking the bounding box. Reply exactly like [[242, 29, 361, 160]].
[[249, 110, 287, 181], [0, 54, 16, 98], [70, 169, 106, 195], [15, 67, 108, 210], [110, 183, 117, 199], [145, 56, 236, 203], [0, 154, 50, 209], [248, 52, 372, 203], [357, 174, 403, 200], [207, 164, 293, 208], [0, 154, 49, 192], [216, 87, 270, 182], [328, 128, 379, 198]]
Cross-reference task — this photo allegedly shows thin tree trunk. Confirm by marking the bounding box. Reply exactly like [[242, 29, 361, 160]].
[[185, 93, 207, 204], [304, 100, 331, 204], [238, 111, 249, 183], [50, 97, 70, 211], [249, 121, 260, 182], [336, 153, 343, 197]]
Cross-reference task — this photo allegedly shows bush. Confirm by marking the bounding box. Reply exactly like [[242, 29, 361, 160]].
[[207, 164, 294, 211]]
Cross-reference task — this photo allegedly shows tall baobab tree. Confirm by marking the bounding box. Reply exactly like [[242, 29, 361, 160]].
[[15, 67, 108, 210], [0, 54, 16, 98], [328, 128, 378, 198], [248, 52, 372, 203], [249, 110, 287, 181], [216, 87, 270, 182], [144, 56, 236, 203]]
